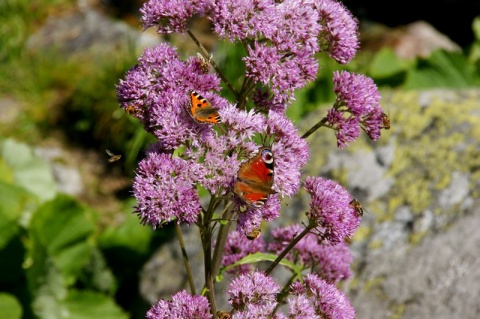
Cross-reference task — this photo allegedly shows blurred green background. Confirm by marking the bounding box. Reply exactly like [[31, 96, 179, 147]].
[[1, 0, 479, 318]]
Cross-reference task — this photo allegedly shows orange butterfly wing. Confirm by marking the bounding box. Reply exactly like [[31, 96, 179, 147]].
[[188, 91, 221, 124], [234, 148, 274, 208]]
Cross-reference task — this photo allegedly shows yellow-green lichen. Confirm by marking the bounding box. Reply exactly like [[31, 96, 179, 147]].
[[362, 276, 385, 294], [382, 90, 480, 216], [389, 303, 406, 319], [352, 223, 372, 241], [300, 89, 480, 225]]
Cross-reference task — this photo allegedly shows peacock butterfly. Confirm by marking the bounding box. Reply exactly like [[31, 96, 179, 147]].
[[234, 148, 275, 208]]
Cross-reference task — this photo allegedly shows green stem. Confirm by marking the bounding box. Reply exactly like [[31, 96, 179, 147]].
[[175, 223, 196, 295], [187, 30, 238, 99], [201, 226, 216, 315], [275, 273, 299, 310], [264, 224, 314, 276], [301, 117, 328, 139], [211, 203, 234, 278]]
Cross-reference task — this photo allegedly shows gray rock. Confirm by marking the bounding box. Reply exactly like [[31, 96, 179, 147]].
[[26, 5, 158, 58], [347, 207, 480, 319]]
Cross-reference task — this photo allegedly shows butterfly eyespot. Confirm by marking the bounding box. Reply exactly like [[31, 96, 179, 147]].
[[252, 200, 265, 208], [261, 149, 274, 164]]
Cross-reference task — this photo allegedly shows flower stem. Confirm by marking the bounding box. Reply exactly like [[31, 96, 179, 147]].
[[175, 223, 196, 295], [275, 273, 299, 309], [202, 227, 216, 315], [264, 224, 314, 276], [211, 203, 234, 278], [187, 29, 238, 99], [301, 117, 328, 139]]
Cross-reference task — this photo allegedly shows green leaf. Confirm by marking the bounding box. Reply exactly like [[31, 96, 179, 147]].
[[404, 50, 480, 89], [218, 252, 303, 280], [61, 290, 128, 319], [0, 293, 22, 319], [29, 195, 96, 285], [472, 16, 480, 41], [0, 181, 35, 249], [368, 48, 410, 78], [79, 248, 117, 294], [0, 139, 57, 202], [99, 200, 152, 256]]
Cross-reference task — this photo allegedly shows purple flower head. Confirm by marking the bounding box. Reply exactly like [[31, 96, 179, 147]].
[[184, 125, 242, 196], [218, 103, 267, 151], [267, 111, 309, 197], [269, 224, 353, 283], [262, 0, 321, 54], [116, 43, 222, 149], [286, 294, 319, 319], [147, 290, 212, 319], [141, 0, 211, 33], [290, 274, 355, 319], [236, 195, 281, 238], [326, 109, 361, 148], [133, 152, 202, 228], [304, 177, 360, 244], [315, 0, 359, 64], [209, 0, 275, 41], [244, 43, 318, 107], [326, 71, 383, 148], [228, 272, 279, 312], [220, 230, 265, 275]]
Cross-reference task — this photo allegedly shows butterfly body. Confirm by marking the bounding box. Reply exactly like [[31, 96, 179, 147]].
[[188, 91, 221, 124], [234, 148, 274, 208]]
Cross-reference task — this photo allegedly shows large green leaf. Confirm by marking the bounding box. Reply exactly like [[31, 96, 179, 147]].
[[0, 181, 34, 249], [218, 252, 303, 281], [0, 293, 22, 319], [28, 195, 96, 285], [0, 139, 57, 202], [61, 290, 128, 319], [99, 201, 152, 256], [368, 48, 410, 78], [404, 50, 480, 89]]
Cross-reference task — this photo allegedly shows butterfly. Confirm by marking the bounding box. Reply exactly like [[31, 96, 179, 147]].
[[234, 148, 275, 208], [188, 91, 221, 124], [106, 149, 121, 163]]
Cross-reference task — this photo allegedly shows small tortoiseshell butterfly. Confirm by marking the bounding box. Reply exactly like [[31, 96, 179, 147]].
[[234, 148, 275, 208], [188, 91, 221, 124]]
